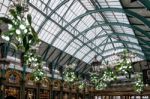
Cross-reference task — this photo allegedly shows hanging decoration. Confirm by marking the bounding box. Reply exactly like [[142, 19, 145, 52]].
[[0, 4, 39, 52], [101, 67, 117, 82], [95, 80, 107, 90], [31, 68, 46, 83], [0, 1, 146, 93], [78, 80, 87, 89], [0, 3, 46, 83], [28, 53, 47, 82], [24, 51, 41, 68], [88, 50, 140, 91], [63, 64, 77, 84], [90, 73, 107, 90], [90, 73, 99, 85], [115, 50, 133, 79], [90, 67, 117, 90], [133, 73, 144, 93]]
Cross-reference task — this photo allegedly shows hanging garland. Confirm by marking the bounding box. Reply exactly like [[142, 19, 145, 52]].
[[133, 73, 144, 93], [115, 50, 132, 79], [90, 73, 107, 90], [24, 51, 41, 68], [31, 68, 46, 82], [90, 67, 117, 90], [90, 73, 99, 84], [78, 80, 87, 89], [0, 4, 46, 83], [0, 4, 39, 52], [95, 80, 107, 90], [101, 67, 117, 82], [63, 64, 77, 84], [0, 4, 146, 93]]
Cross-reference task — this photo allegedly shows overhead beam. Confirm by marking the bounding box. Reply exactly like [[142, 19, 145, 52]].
[[71, 22, 150, 62], [82, 46, 145, 73], [65, 8, 150, 30], [138, 0, 150, 10], [78, 38, 109, 73], [37, 0, 70, 33]]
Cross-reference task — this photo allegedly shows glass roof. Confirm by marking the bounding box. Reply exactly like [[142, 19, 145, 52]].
[[0, 0, 145, 65]]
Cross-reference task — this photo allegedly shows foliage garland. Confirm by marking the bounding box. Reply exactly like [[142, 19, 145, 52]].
[[115, 50, 132, 79], [63, 64, 77, 84], [90, 67, 116, 90], [0, 4, 46, 82], [0, 5, 146, 93], [133, 73, 144, 93], [0, 4, 39, 52]]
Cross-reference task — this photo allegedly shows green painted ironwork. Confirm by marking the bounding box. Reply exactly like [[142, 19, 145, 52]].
[[91, 0, 120, 51], [29, 3, 106, 63], [139, 0, 150, 10], [42, 45, 52, 60], [71, 22, 150, 61], [81, 46, 145, 73], [46, 48, 57, 61], [37, 0, 70, 33], [66, 8, 150, 28], [76, 38, 110, 72], [82, 32, 144, 45], [81, 39, 147, 62], [62, 56, 73, 66], [28, 2, 150, 71], [57, 54, 68, 64], [56, 8, 150, 58], [50, 7, 150, 50]]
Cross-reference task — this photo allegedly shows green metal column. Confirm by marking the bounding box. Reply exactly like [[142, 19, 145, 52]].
[[36, 82, 40, 99], [50, 62, 55, 99], [60, 82, 63, 99], [20, 53, 26, 99], [50, 81, 53, 99]]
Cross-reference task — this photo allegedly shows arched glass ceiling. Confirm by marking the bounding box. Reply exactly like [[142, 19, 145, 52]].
[[0, 0, 146, 65]]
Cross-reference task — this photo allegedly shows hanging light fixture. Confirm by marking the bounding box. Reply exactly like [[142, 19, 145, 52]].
[[91, 55, 102, 72]]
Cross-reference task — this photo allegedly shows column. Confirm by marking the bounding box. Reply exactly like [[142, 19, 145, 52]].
[[20, 79, 26, 99], [50, 62, 55, 99], [36, 82, 40, 99], [60, 82, 63, 99], [20, 53, 26, 99]]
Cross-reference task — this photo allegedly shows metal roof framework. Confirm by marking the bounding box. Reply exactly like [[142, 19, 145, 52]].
[[1, 0, 150, 73]]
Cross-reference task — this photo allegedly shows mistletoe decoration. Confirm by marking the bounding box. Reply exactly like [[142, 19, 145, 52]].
[[116, 50, 132, 79], [31, 68, 46, 82], [90, 73, 99, 84], [0, 4, 46, 82], [90, 73, 107, 90], [0, 4, 39, 52], [24, 50, 41, 68], [78, 80, 87, 89], [28, 52, 47, 82], [95, 81, 107, 90], [63, 64, 77, 84], [90, 67, 117, 90], [133, 73, 144, 93], [101, 67, 117, 82]]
